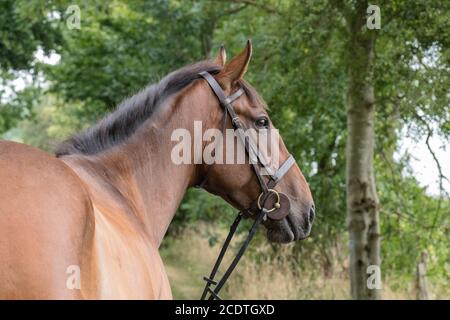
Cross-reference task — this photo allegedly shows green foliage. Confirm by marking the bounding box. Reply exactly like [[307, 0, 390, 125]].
[[46, 0, 220, 121], [0, 0, 62, 134], [6, 95, 86, 151], [0, 83, 41, 133], [0, 0, 62, 71], [2, 0, 449, 294], [376, 157, 450, 285]]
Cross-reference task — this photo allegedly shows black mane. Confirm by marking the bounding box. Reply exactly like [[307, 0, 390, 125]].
[[55, 61, 221, 157]]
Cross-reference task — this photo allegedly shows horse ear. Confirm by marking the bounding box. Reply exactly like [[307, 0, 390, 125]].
[[218, 40, 252, 89], [214, 45, 227, 67]]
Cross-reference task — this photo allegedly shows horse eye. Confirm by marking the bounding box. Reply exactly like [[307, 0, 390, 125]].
[[255, 117, 269, 129]]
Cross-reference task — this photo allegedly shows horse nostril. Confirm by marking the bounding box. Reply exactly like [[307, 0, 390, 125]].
[[309, 205, 315, 223]]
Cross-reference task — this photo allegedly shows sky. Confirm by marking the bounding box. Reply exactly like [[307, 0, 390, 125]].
[[396, 129, 449, 196]]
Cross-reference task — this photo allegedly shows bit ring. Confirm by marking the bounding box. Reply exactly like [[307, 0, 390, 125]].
[[257, 189, 281, 213]]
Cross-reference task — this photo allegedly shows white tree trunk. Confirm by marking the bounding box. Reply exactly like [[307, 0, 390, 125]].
[[416, 251, 429, 300], [345, 0, 381, 300]]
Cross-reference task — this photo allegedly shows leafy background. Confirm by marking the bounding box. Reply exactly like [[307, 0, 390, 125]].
[[1, 0, 448, 299]]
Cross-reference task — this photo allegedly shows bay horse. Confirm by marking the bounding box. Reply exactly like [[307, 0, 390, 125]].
[[0, 41, 314, 299]]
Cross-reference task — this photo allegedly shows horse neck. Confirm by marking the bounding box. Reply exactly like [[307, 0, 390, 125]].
[[66, 83, 216, 247]]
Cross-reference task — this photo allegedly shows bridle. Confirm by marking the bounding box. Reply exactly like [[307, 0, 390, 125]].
[[197, 71, 296, 300]]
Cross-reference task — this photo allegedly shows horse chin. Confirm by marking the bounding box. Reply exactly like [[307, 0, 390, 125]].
[[265, 213, 311, 243], [266, 227, 294, 243], [265, 218, 295, 243]]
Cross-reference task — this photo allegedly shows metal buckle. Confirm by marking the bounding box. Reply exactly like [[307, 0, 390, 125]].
[[257, 189, 281, 213]]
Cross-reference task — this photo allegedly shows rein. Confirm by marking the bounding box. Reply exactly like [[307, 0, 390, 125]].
[[198, 71, 296, 300]]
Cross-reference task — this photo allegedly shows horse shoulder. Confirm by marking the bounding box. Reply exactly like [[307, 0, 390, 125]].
[[56, 155, 172, 299], [0, 140, 95, 299]]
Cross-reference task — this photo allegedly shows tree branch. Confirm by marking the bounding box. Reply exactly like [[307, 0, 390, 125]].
[[412, 111, 450, 196], [411, 110, 450, 237], [218, 3, 249, 17], [224, 0, 281, 15]]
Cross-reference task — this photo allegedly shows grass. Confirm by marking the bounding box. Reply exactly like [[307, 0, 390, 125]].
[[160, 223, 449, 300]]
